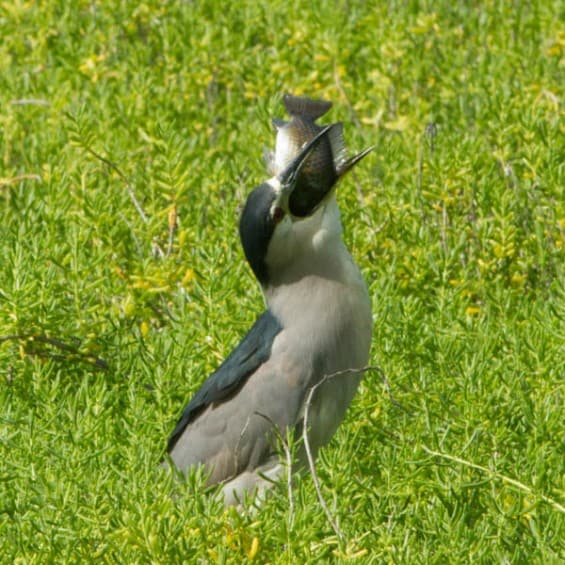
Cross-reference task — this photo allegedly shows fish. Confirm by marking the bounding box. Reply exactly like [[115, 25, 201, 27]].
[[264, 94, 373, 217]]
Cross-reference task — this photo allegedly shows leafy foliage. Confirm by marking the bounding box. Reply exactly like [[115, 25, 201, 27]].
[[0, 0, 563, 562]]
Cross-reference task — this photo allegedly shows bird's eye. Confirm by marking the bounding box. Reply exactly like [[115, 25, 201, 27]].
[[272, 207, 285, 224]]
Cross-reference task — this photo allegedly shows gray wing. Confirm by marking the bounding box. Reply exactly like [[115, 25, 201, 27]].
[[167, 310, 282, 453], [167, 314, 310, 485]]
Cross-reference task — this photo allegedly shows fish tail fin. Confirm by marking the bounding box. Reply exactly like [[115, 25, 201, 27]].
[[283, 94, 332, 120]]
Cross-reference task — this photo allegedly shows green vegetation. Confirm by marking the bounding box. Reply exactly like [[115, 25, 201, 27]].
[[1, 1, 563, 562]]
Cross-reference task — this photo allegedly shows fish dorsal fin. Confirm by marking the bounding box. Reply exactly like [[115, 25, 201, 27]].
[[336, 145, 374, 178], [327, 122, 348, 169], [263, 146, 276, 176], [283, 94, 332, 120], [272, 118, 287, 131]]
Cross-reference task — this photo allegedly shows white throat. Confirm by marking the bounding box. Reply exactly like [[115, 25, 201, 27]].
[[265, 195, 341, 282], [263, 195, 369, 330]]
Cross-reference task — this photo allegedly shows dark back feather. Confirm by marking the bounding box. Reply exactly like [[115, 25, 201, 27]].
[[167, 310, 283, 452]]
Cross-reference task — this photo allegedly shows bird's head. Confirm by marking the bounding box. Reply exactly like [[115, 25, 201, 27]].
[[239, 125, 344, 288]]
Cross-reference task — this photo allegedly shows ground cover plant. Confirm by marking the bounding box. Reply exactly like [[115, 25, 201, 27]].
[[0, 0, 563, 562]]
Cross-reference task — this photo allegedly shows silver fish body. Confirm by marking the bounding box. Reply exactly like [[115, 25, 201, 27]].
[[265, 94, 373, 217]]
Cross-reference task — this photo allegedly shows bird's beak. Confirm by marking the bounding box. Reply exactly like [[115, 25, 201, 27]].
[[276, 124, 334, 195]]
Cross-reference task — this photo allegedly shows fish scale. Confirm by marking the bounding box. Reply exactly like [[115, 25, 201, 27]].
[[265, 94, 373, 217]]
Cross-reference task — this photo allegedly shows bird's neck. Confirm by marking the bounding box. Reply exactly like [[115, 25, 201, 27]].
[[263, 235, 368, 327]]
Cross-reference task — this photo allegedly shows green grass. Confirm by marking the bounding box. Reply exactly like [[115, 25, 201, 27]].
[[1, 0, 563, 562]]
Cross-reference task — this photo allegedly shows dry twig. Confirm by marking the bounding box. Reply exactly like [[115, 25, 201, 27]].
[[84, 146, 148, 224], [11, 99, 50, 107], [423, 446, 565, 514], [0, 334, 109, 371], [302, 365, 385, 542], [255, 411, 295, 520]]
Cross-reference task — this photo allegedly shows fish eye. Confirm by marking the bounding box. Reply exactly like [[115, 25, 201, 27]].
[[272, 207, 285, 224]]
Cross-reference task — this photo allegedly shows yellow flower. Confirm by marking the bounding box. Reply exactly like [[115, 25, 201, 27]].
[[181, 268, 196, 286], [247, 536, 259, 559], [140, 321, 149, 338]]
